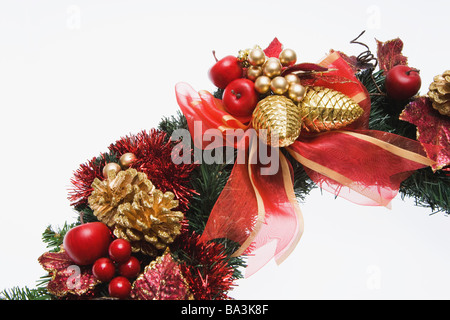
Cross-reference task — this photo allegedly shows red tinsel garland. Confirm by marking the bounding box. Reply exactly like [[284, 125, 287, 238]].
[[68, 129, 198, 213], [68, 154, 109, 208], [174, 232, 236, 300], [108, 129, 198, 212]]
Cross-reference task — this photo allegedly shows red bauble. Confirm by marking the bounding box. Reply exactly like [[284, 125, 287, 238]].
[[385, 65, 421, 101], [108, 239, 132, 263], [208, 55, 243, 89], [222, 79, 259, 117], [108, 276, 131, 299], [92, 257, 116, 282], [63, 222, 112, 266], [118, 256, 141, 279]]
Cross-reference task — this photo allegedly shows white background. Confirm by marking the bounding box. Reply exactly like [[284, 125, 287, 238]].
[[0, 0, 449, 300]]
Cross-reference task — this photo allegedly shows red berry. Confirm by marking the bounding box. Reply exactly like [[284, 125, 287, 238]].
[[108, 239, 131, 263], [92, 257, 116, 282], [208, 55, 243, 89], [385, 65, 421, 101], [108, 276, 131, 299], [118, 256, 141, 279]]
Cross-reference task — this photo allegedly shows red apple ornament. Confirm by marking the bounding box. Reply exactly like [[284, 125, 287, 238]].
[[208, 55, 243, 89], [63, 222, 112, 265], [222, 79, 259, 118], [385, 65, 421, 101]]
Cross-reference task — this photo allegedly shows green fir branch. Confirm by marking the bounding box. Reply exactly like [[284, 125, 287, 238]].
[[158, 110, 189, 139], [0, 286, 51, 300], [42, 222, 77, 252]]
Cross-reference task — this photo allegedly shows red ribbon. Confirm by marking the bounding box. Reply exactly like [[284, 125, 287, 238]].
[[175, 52, 435, 277]]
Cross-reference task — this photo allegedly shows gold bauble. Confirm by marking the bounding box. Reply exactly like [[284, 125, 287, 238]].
[[254, 76, 272, 94], [270, 76, 289, 95], [248, 48, 266, 66], [279, 49, 297, 67], [119, 152, 137, 169], [247, 65, 263, 81], [251, 95, 303, 147], [102, 162, 122, 179], [299, 87, 364, 133], [288, 83, 306, 102], [284, 73, 301, 85], [427, 70, 450, 117], [263, 58, 282, 78]]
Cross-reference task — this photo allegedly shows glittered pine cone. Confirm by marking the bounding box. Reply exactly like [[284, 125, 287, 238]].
[[88, 168, 184, 256], [88, 168, 155, 228], [299, 86, 364, 133], [428, 70, 450, 117], [251, 95, 303, 147], [113, 190, 184, 256]]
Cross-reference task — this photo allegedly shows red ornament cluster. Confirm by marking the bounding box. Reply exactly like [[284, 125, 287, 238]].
[[208, 55, 258, 118], [92, 239, 141, 299], [63, 223, 141, 299]]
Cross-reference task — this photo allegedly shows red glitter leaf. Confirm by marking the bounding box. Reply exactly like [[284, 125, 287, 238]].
[[400, 97, 450, 171], [263, 37, 283, 58], [131, 249, 193, 300], [38, 249, 100, 298], [376, 38, 408, 73], [297, 73, 359, 88], [281, 63, 328, 76]]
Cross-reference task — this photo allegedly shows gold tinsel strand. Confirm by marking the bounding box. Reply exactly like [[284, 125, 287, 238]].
[[299, 86, 364, 133], [88, 168, 184, 256], [428, 70, 450, 117], [251, 95, 303, 147]]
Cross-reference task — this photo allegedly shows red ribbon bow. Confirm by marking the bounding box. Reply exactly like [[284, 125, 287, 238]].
[[175, 49, 435, 277]]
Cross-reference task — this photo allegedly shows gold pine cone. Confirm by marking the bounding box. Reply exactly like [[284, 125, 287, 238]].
[[251, 95, 303, 147], [113, 190, 184, 256], [88, 168, 184, 256], [88, 168, 154, 228], [428, 70, 450, 117], [299, 87, 364, 133]]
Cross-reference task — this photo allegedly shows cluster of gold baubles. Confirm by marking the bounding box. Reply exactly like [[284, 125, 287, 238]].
[[236, 46, 364, 148], [102, 152, 137, 178], [240, 46, 306, 103]]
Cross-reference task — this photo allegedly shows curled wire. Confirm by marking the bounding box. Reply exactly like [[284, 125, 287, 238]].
[[351, 30, 378, 69]]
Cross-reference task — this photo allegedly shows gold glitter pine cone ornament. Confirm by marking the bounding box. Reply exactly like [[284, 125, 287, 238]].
[[88, 168, 184, 256], [88, 168, 154, 227], [251, 95, 303, 147], [113, 189, 183, 256], [299, 86, 364, 133], [428, 70, 450, 117]]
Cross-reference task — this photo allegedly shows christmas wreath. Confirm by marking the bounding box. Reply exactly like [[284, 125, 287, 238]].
[[2, 32, 448, 300]]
